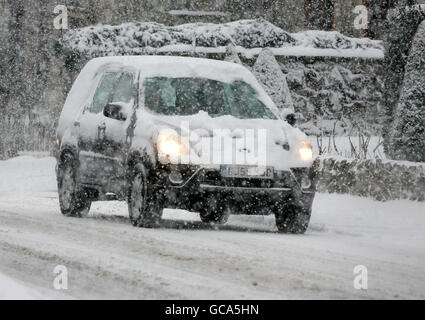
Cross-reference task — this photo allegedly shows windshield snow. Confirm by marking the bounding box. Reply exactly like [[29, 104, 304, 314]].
[[143, 77, 277, 120]]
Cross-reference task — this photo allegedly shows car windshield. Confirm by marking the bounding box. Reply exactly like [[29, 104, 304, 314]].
[[143, 77, 277, 120]]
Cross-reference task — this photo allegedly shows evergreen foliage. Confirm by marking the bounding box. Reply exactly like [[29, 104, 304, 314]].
[[382, 5, 425, 156], [252, 48, 294, 116], [389, 20, 425, 162]]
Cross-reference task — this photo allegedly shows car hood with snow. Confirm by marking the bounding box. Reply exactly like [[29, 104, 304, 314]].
[[133, 110, 312, 171]]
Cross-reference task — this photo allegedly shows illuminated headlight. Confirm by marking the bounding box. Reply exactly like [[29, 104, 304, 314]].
[[56, 137, 61, 149], [298, 142, 313, 162], [157, 134, 183, 158]]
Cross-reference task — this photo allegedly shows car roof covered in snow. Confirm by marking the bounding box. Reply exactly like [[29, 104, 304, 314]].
[[57, 55, 278, 136], [88, 55, 256, 82]]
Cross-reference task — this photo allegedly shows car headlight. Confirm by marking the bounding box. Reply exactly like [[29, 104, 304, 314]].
[[157, 134, 183, 158], [298, 141, 313, 161]]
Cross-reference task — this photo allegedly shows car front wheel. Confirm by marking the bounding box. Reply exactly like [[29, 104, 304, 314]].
[[128, 164, 163, 228], [274, 194, 314, 234]]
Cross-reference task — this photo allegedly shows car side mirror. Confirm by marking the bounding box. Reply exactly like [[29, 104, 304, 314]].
[[104, 103, 127, 121], [286, 113, 296, 126]]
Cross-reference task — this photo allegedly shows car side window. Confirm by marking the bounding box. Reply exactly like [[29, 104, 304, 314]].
[[112, 73, 135, 104], [90, 72, 118, 114]]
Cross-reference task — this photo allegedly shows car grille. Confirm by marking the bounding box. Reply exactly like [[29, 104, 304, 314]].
[[199, 169, 294, 189]]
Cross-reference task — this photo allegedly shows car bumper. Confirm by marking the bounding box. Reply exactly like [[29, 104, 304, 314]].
[[155, 164, 316, 215]]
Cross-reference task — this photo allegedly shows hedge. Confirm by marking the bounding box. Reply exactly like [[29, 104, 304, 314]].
[[316, 157, 425, 202]]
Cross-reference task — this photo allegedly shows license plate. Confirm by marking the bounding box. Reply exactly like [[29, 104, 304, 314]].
[[220, 165, 274, 179]]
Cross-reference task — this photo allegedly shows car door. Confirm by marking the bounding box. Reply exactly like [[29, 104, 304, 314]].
[[96, 71, 137, 195], [76, 71, 120, 188]]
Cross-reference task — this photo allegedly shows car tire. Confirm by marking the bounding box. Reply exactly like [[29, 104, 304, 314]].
[[274, 197, 312, 234], [199, 196, 229, 225], [128, 163, 163, 228], [58, 153, 92, 217]]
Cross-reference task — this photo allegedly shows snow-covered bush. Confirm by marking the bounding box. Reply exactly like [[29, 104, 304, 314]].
[[62, 19, 295, 58], [252, 48, 294, 116], [388, 20, 425, 163], [291, 30, 383, 51], [383, 5, 425, 156], [282, 57, 385, 136], [317, 157, 425, 202], [61, 19, 382, 60]]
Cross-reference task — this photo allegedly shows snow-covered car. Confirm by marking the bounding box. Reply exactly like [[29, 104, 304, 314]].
[[55, 56, 316, 233]]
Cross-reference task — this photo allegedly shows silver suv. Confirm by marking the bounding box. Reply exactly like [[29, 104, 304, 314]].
[[55, 56, 316, 233]]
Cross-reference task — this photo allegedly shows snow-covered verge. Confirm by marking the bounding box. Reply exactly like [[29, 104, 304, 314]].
[[317, 157, 425, 202], [61, 19, 383, 59], [0, 155, 425, 299], [0, 156, 57, 198]]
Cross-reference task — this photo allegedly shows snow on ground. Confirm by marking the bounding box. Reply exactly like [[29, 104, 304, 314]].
[[0, 156, 424, 299], [0, 271, 70, 300], [0, 272, 48, 299]]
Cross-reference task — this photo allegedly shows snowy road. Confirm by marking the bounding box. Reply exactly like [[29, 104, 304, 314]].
[[0, 156, 424, 299]]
